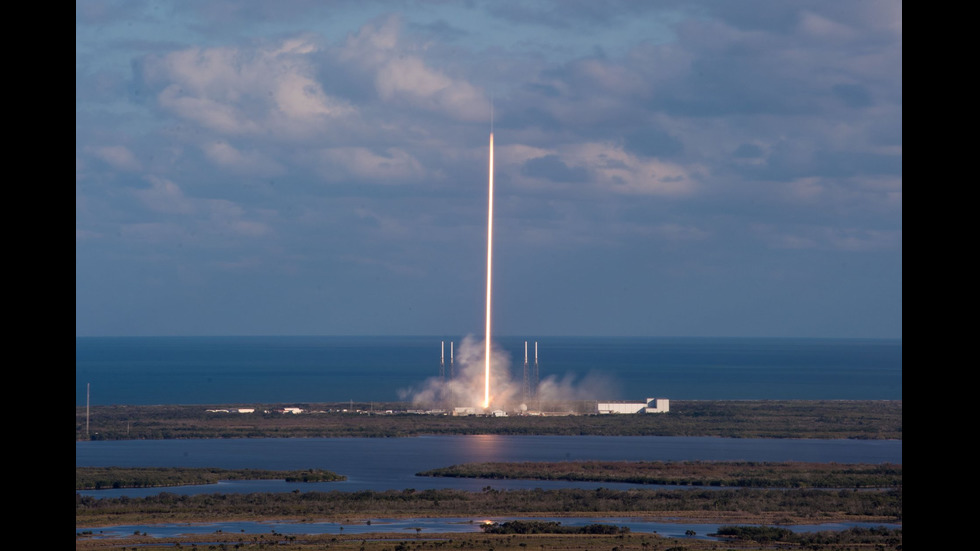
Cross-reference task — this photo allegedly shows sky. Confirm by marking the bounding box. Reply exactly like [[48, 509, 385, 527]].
[[76, 1, 902, 339]]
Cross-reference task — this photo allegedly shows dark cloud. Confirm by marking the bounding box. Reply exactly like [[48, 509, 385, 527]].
[[623, 127, 684, 158], [733, 143, 764, 159], [485, 0, 656, 30], [653, 55, 818, 117], [741, 142, 902, 182], [522, 82, 562, 98], [409, 19, 470, 41], [832, 83, 873, 108], [500, 106, 563, 131], [812, 150, 902, 178]]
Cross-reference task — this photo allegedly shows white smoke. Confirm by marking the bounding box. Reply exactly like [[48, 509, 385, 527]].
[[400, 335, 615, 413], [400, 335, 513, 408]]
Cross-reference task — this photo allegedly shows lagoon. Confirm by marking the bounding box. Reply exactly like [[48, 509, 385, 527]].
[[76, 434, 902, 497]]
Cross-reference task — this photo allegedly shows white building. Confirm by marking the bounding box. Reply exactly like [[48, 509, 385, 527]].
[[644, 398, 669, 413], [596, 398, 669, 414], [596, 401, 646, 414]]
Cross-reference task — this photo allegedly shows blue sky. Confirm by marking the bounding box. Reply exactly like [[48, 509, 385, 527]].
[[76, 1, 902, 338]]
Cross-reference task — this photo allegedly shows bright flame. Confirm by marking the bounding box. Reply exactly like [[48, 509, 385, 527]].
[[484, 131, 494, 409], [400, 335, 617, 413]]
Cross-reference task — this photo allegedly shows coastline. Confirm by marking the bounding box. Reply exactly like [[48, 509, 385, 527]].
[[75, 399, 903, 441]]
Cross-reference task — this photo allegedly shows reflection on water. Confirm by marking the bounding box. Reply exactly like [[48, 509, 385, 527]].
[[460, 434, 504, 462]]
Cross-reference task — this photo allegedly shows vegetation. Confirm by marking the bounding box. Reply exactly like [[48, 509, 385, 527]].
[[418, 460, 902, 488], [714, 525, 903, 547], [76, 486, 902, 528], [74, 401, 903, 550], [76, 464, 903, 550], [76, 466, 344, 490], [75, 400, 902, 440], [75, 528, 903, 551]]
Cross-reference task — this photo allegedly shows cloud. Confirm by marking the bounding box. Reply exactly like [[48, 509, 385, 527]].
[[503, 139, 698, 195], [733, 143, 765, 159], [131, 176, 271, 238], [521, 154, 588, 183], [135, 176, 196, 215], [755, 223, 901, 252], [376, 56, 485, 120], [202, 142, 285, 177], [76, 228, 101, 241], [118, 221, 189, 244], [486, 0, 655, 30], [798, 11, 858, 41], [141, 36, 353, 137], [623, 126, 685, 158], [652, 223, 710, 242], [76, 2, 902, 338], [318, 147, 427, 183], [339, 15, 486, 122], [557, 142, 701, 195], [87, 145, 141, 171]]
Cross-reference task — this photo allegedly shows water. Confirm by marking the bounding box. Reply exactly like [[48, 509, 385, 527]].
[[75, 336, 903, 539], [75, 435, 902, 497], [75, 336, 902, 405]]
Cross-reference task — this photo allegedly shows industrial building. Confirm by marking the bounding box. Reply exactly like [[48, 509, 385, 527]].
[[596, 398, 669, 414]]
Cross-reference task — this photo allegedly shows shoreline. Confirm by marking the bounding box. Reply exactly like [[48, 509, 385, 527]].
[[75, 399, 903, 441], [76, 510, 903, 530]]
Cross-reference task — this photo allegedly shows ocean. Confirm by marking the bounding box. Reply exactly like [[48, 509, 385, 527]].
[[75, 336, 901, 406]]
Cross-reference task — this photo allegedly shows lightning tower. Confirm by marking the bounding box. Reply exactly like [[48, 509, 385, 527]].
[[450, 340, 455, 407], [522, 340, 530, 405], [534, 341, 540, 397]]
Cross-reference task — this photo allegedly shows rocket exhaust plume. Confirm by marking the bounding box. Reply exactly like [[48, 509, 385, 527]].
[[483, 110, 495, 409], [402, 336, 616, 413], [401, 101, 624, 413]]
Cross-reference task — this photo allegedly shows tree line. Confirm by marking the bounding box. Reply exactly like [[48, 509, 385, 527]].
[[418, 460, 902, 488], [76, 467, 344, 490], [76, 486, 902, 527], [715, 525, 902, 546]]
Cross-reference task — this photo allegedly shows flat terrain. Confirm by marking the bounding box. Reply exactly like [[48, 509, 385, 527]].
[[418, 460, 902, 488], [76, 466, 345, 490], [76, 484, 902, 528], [75, 528, 903, 551], [75, 400, 902, 440]]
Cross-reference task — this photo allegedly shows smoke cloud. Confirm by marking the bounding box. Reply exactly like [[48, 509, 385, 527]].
[[400, 335, 615, 413]]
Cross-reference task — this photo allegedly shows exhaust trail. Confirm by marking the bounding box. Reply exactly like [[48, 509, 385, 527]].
[[483, 120, 494, 409]]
